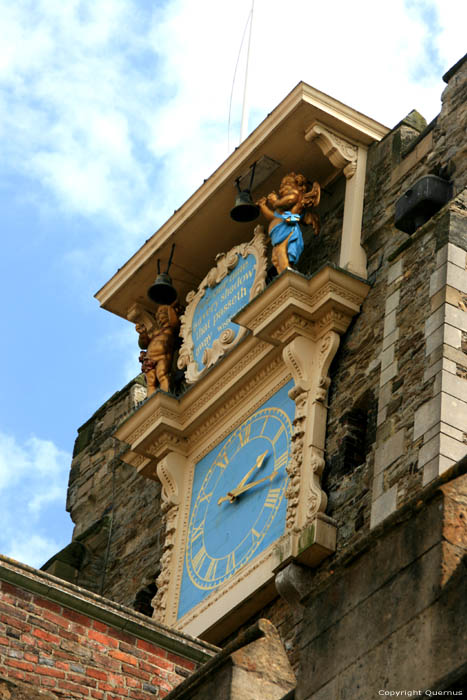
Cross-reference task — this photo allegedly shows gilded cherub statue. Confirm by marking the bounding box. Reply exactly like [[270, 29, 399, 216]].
[[257, 172, 321, 274], [136, 303, 182, 395]]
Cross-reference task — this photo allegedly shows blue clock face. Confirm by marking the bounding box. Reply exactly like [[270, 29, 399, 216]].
[[178, 381, 294, 619]]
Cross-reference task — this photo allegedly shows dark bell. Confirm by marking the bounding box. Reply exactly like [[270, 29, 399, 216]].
[[147, 273, 178, 305], [230, 190, 260, 222]]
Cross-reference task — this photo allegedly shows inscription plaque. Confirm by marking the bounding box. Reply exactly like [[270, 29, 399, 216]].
[[178, 227, 268, 383]]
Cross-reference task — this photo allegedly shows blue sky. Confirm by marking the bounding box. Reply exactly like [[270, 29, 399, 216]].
[[0, 0, 465, 569]]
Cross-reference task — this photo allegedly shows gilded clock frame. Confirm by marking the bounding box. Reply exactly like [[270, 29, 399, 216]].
[[115, 264, 370, 641]]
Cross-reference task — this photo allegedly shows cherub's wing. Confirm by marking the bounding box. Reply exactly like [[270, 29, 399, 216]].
[[302, 181, 321, 208], [302, 211, 320, 235]]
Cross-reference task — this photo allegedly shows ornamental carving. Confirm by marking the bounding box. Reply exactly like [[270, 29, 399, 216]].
[[178, 227, 268, 383], [151, 454, 185, 622], [282, 331, 340, 532], [305, 122, 358, 179]]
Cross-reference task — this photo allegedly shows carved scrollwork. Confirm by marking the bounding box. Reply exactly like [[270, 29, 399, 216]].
[[202, 328, 236, 368], [283, 331, 341, 532], [178, 226, 268, 384], [305, 121, 358, 179], [151, 453, 186, 621]]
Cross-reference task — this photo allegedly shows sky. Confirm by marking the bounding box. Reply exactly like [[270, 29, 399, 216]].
[[0, 0, 465, 570]]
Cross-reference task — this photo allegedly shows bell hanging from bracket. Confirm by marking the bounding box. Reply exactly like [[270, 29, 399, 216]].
[[147, 244, 178, 305], [230, 162, 260, 223]]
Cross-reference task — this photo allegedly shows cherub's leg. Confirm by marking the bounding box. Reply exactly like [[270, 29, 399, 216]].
[[272, 235, 292, 274], [145, 369, 158, 396], [156, 359, 171, 393]]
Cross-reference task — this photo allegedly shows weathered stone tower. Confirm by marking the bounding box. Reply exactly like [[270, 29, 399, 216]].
[[37, 53, 467, 698]]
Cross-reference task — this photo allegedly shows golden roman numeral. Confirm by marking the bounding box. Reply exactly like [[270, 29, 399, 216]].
[[251, 528, 261, 543], [272, 425, 284, 445], [264, 488, 281, 509], [226, 551, 236, 575], [239, 423, 251, 447], [214, 450, 229, 469], [260, 418, 269, 436], [198, 490, 213, 503], [275, 452, 288, 470], [192, 545, 207, 573], [205, 559, 218, 581], [191, 524, 204, 542]]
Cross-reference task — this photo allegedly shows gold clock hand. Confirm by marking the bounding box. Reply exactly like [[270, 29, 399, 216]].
[[226, 470, 279, 500], [236, 450, 268, 489], [217, 450, 268, 505]]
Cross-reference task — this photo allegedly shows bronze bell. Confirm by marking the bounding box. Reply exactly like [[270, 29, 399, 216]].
[[147, 272, 177, 305], [147, 245, 178, 305], [230, 163, 259, 222], [230, 189, 260, 222]]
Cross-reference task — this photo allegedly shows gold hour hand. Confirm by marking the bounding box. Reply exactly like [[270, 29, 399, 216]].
[[217, 450, 268, 505], [226, 470, 279, 500]]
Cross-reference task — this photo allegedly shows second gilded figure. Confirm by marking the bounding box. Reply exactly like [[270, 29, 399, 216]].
[[257, 172, 321, 274]]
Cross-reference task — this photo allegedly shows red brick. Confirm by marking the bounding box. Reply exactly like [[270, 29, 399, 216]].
[[97, 681, 114, 692], [137, 639, 166, 656], [120, 641, 141, 656], [1, 582, 31, 602], [56, 660, 70, 670], [108, 672, 125, 688], [40, 676, 57, 688], [129, 690, 149, 700], [36, 665, 66, 679], [0, 635, 9, 646], [91, 691, 105, 699], [0, 611, 29, 630], [67, 672, 97, 688], [4, 668, 25, 682], [89, 628, 119, 649], [113, 629, 136, 646], [143, 653, 174, 672], [58, 678, 91, 696], [60, 627, 82, 642], [92, 651, 120, 671], [125, 676, 141, 689], [62, 608, 93, 627], [20, 632, 36, 646], [109, 649, 136, 665], [34, 596, 63, 614], [167, 651, 196, 671], [5, 659, 34, 673], [87, 667, 108, 681], [24, 651, 39, 663], [92, 620, 108, 633], [121, 664, 150, 681], [42, 609, 71, 629], [32, 628, 61, 645]]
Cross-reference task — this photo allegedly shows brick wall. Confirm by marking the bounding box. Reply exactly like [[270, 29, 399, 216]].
[[0, 556, 216, 699]]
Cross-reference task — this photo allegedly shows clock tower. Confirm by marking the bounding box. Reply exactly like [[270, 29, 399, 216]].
[[95, 82, 387, 641]]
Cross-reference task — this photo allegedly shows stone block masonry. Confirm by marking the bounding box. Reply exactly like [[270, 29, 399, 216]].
[[0, 555, 217, 699]]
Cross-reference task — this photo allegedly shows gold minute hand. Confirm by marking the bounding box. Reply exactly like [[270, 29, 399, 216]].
[[225, 470, 279, 500], [217, 451, 268, 505]]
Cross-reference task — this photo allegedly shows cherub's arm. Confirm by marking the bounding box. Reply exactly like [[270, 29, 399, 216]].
[[135, 323, 150, 349], [272, 188, 300, 210], [257, 196, 276, 222]]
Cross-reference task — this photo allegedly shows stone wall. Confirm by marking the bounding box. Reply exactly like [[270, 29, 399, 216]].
[[54, 377, 166, 613], [212, 55, 467, 666], [0, 555, 216, 699], [53, 55, 466, 687], [292, 463, 467, 698]]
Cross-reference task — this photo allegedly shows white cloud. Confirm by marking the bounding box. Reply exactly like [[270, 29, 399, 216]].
[[0, 431, 73, 568], [0, 0, 465, 279]]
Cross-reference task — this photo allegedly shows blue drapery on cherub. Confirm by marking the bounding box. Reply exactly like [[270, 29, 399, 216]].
[[269, 211, 304, 265]]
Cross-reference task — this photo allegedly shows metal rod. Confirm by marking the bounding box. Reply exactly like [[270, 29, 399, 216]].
[[166, 243, 176, 274], [240, 0, 255, 143]]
